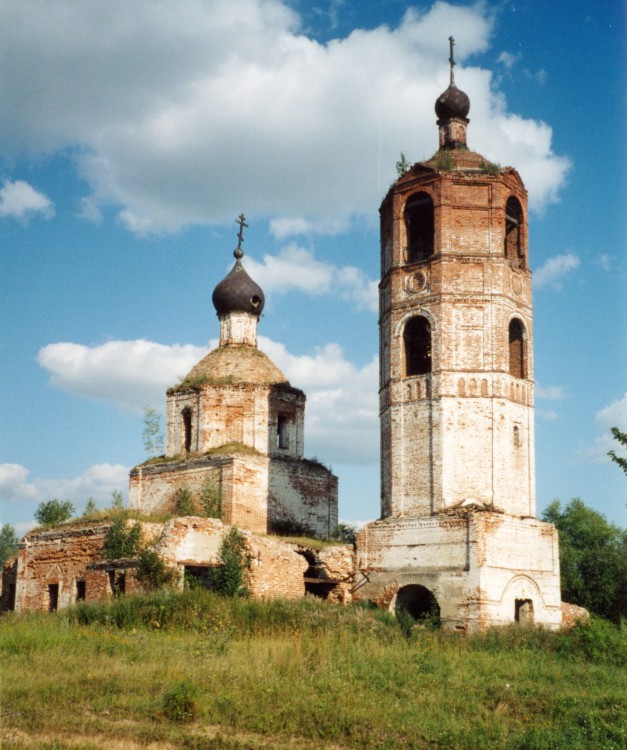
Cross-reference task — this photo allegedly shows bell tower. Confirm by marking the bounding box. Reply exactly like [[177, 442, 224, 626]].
[[357, 40, 561, 631], [379, 36, 534, 519]]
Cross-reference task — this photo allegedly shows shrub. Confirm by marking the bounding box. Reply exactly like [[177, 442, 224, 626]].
[[103, 517, 141, 560], [329, 523, 357, 544], [176, 486, 196, 516], [162, 679, 199, 722], [212, 527, 248, 597], [34, 499, 74, 526], [135, 548, 176, 591], [199, 477, 222, 519]]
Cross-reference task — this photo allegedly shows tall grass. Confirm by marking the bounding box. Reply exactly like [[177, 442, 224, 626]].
[[1, 591, 625, 750]]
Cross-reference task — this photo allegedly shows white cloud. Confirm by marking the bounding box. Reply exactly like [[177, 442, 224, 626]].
[[37, 339, 209, 412], [580, 392, 627, 464], [0, 462, 128, 509], [246, 244, 378, 311], [38, 335, 379, 465], [536, 384, 564, 400], [533, 253, 580, 289], [498, 51, 521, 69], [0, 179, 54, 220], [0, 1, 569, 233]]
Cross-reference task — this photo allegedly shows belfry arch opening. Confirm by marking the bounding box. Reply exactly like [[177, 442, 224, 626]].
[[395, 584, 440, 626], [404, 192, 434, 263], [505, 196, 524, 266], [508, 318, 526, 379], [404, 316, 432, 376], [182, 408, 193, 453]]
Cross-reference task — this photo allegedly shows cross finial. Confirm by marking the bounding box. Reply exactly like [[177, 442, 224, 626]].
[[448, 36, 455, 85], [234, 213, 248, 259]]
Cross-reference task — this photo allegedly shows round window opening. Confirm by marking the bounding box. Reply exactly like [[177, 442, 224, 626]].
[[408, 271, 427, 294], [250, 295, 261, 308]]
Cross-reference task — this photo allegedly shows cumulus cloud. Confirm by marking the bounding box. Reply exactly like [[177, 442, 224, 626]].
[[535, 384, 564, 400], [37, 339, 209, 412], [38, 335, 379, 465], [0, 1, 569, 233], [0, 462, 128, 510], [245, 244, 378, 311], [533, 253, 580, 289], [0, 179, 54, 221], [580, 392, 627, 464]]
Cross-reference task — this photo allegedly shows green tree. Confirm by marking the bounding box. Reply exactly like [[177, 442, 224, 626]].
[[34, 499, 74, 526], [212, 527, 248, 597], [542, 498, 626, 623], [111, 490, 125, 512], [83, 498, 98, 516], [608, 427, 627, 476], [143, 406, 164, 458], [0, 523, 19, 565], [330, 523, 357, 544], [396, 152, 410, 177]]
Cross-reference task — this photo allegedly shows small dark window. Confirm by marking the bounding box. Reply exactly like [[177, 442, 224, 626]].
[[277, 414, 289, 449], [505, 197, 524, 265], [404, 316, 432, 376], [48, 583, 59, 612], [508, 319, 526, 379], [182, 408, 192, 453], [76, 580, 86, 602], [404, 192, 434, 262]]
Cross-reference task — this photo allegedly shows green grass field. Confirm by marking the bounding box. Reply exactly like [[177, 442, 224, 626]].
[[1, 590, 625, 750]]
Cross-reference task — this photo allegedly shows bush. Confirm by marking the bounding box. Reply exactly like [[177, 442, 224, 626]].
[[199, 477, 222, 519], [34, 499, 74, 526], [329, 523, 357, 544], [212, 527, 248, 597], [135, 548, 176, 590], [103, 517, 141, 560], [176, 486, 196, 516], [162, 679, 199, 722]]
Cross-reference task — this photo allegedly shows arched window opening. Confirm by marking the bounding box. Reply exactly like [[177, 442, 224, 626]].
[[404, 316, 432, 376], [505, 196, 524, 265], [182, 408, 193, 453], [395, 584, 441, 627], [508, 319, 526, 379], [404, 192, 434, 263], [277, 414, 289, 449]]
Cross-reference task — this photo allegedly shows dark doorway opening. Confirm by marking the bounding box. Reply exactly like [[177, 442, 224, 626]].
[[108, 570, 126, 597], [515, 598, 534, 625], [296, 549, 338, 600], [48, 583, 59, 612], [395, 584, 440, 626], [184, 565, 216, 590], [76, 580, 86, 602]]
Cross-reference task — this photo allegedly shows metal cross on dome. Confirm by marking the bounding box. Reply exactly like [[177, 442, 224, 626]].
[[234, 213, 248, 259], [448, 36, 456, 85]]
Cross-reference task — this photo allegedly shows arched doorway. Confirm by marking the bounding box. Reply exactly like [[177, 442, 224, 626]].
[[394, 584, 440, 626]]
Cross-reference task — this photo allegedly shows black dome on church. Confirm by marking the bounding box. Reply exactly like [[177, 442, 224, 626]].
[[435, 83, 470, 120], [212, 254, 265, 317]]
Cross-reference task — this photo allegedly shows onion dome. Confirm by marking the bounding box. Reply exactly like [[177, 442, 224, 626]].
[[212, 214, 265, 317], [435, 83, 470, 121], [212, 252, 265, 317]]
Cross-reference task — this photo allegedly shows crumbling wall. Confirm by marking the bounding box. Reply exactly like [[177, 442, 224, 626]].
[[268, 457, 338, 538], [14, 524, 112, 612]]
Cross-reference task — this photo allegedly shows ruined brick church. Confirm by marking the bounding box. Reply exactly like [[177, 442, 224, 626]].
[[6, 45, 562, 629]]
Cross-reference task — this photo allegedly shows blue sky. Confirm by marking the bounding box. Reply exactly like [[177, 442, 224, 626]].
[[1, 0, 625, 535]]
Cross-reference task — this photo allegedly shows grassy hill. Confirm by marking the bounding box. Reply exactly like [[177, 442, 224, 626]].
[[1, 590, 625, 750]]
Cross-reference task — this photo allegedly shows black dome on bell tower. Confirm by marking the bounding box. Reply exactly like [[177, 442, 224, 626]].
[[435, 83, 470, 121]]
